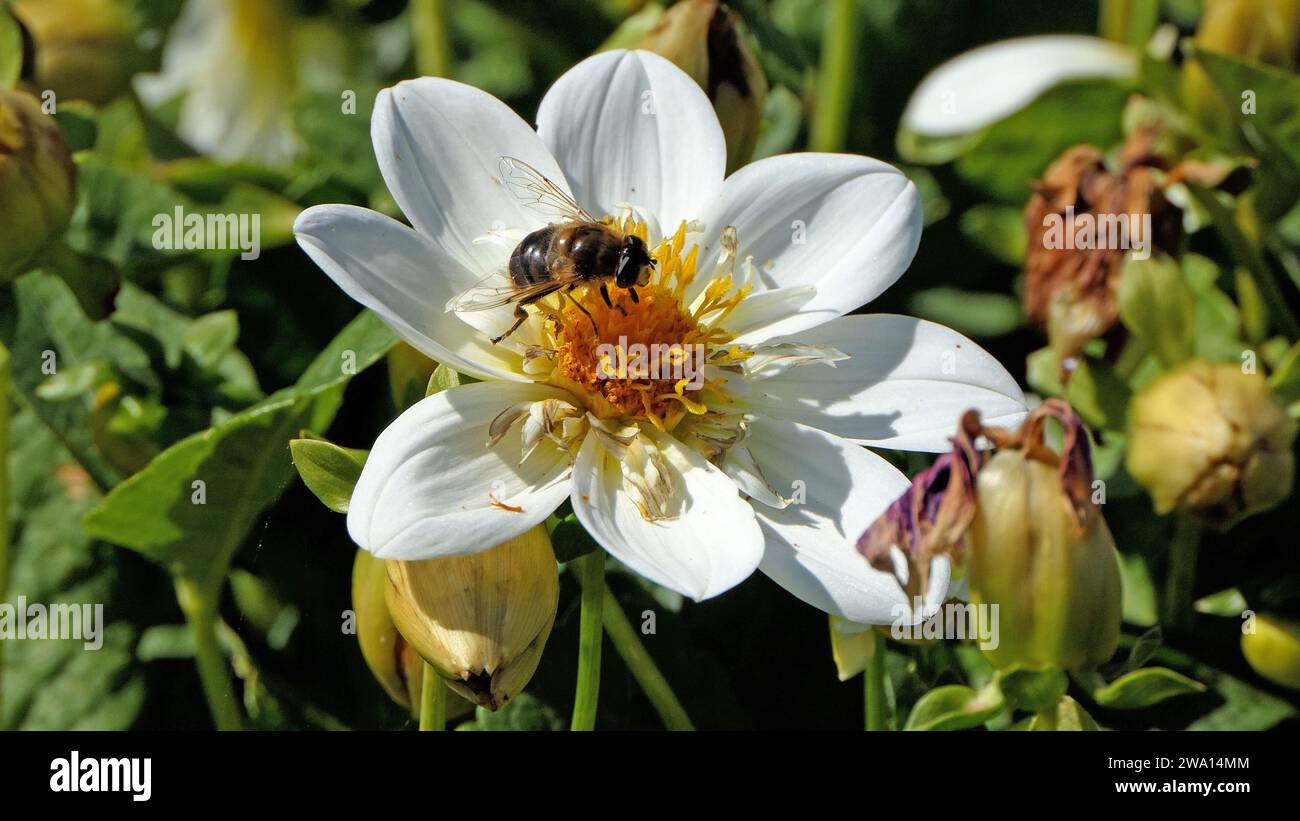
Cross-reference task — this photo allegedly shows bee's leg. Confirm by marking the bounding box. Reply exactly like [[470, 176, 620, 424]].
[[601, 282, 628, 316], [492, 305, 529, 344], [563, 287, 600, 335], [628, 287, 640, 304]]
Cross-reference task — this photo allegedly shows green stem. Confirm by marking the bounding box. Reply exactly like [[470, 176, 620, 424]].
[[600, 588, 694, 730], [808, 0, 857, 153], [864, 633, 887, 731], [176, 577, 243, 731], [411, 0, 453, 78], [418, 662, 447, 731], [570, 551, 605, 731], [1099, 0, 1158, 47], [0, 343, 9, 713], [1163, 515, 1201, 633]]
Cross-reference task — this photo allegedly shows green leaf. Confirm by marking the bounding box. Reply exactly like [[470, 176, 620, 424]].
[[182, 311, 240, 371], [1028, 695, 1099, 730], [1092, 666, 1206, 709], [426, 362, 464, 396], [1, 409, 144, 729], [551, 514, 600, 564], [1192, 48, 1300, 180], [1117, 254, 1196, 368], [955, 80, 1132, 204], [959, 205, 1027, 265], [0, 7, 20, 88], [81, 311, 396, 589], [1064, 356, 1131, 430], [52, 103, 99, 153], [457, 692, 565, 731], [997, 664, 1068, 713], [906, 288, 1023, 338], [1188, 671, 1296, 730], [904, 683, 1004, 731], [289, 437, 367, 514]]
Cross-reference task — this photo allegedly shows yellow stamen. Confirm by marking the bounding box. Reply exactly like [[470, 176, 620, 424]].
[[537, 219, 750, 430]]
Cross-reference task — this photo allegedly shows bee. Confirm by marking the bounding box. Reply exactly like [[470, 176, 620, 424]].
[[448, 156, 656, 343]]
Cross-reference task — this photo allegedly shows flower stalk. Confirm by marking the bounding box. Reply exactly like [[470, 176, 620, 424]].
[[1162, 515, 1201, 633], [176, 576, 244, 731], [809, 0, 857, 152], [600, 587, 694, 730], [864, 633, 887, 731], [411, 0, 453, 78], [570, 550, 606, 731], [418, 661, 448, 731]]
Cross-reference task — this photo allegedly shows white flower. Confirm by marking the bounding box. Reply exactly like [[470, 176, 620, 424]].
[[293, 50, 1026, 624], [898, 35, 1137, 163], [135, 0, 300, 167]]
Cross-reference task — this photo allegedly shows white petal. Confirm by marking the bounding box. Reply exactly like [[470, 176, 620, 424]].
[[348, 381, 575, 559], [698, 154, 923, 343], [294, 204, 528, 382], [372, 77, 568, 277], [729, 314, 1027, 452], [743, 418, 944, 624], [571, 428, 762, 601], [537, 50, 726, 231], [901, 35, 1136, 139]]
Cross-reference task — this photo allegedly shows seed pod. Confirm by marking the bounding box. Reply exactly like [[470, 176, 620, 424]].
[[384, 526, 559, 711], [1127, 360, 1297, 528]]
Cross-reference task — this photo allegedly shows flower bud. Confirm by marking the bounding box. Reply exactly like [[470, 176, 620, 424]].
[[353, 550, 475, 720], [1126, 361, 1297, 528], [1242, 613, 1300, 691], [968, 447, 1122, 671], [384, 526, 559, 710], [11, 0, 145, 105], [635, 0, 768, 173], [352, 550, 420, 709], [0, 87, 76, 280]]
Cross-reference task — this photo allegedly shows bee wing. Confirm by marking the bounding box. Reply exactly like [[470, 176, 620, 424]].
[[499, 156, 595, 223], [446, 273, 567, 313]]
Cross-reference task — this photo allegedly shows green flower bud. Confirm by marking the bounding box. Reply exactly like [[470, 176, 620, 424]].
[[1126, 361, 1297, 528], [384, 526, 559, 711], [1242, 613, 1300, 691], [968, 402, 1122, 671], [636, 0, 768, 173], [11, 0, 144, 105], [0, 87, 75, 280]]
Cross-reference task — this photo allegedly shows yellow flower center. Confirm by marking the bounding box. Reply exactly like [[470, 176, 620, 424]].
[[540, 219, 751, 431]]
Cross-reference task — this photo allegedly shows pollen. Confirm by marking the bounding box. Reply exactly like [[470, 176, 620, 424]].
[[543, 220, 748, 431]]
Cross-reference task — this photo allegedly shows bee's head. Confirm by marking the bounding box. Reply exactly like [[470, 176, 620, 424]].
[[615, 234, 655, 288]]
